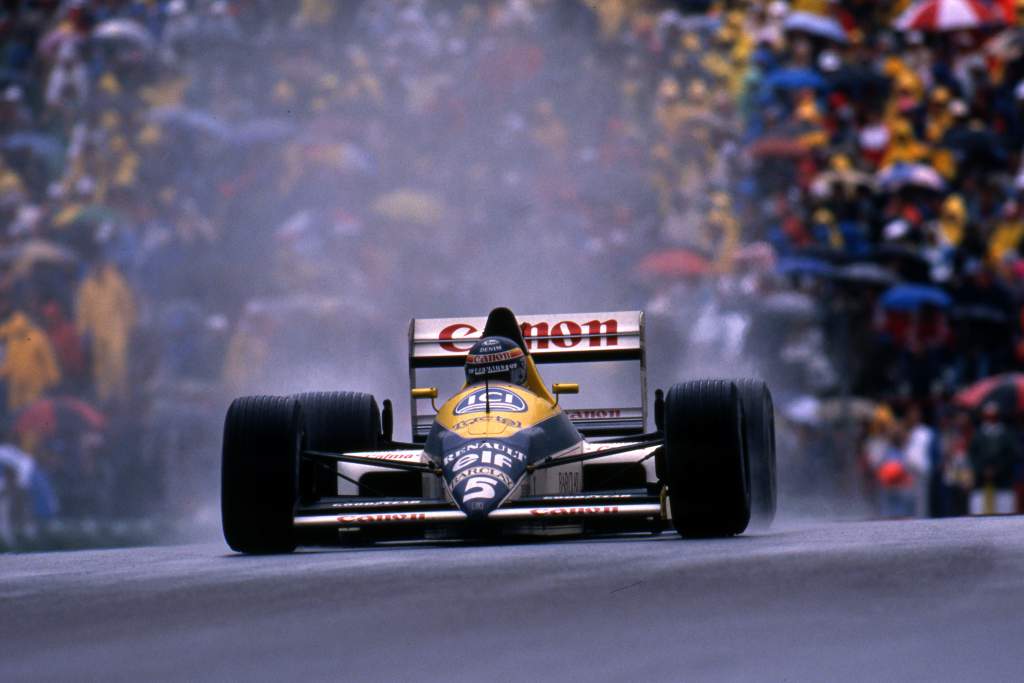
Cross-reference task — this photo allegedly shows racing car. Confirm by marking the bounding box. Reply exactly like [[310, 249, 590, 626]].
[[221, 307, 776, 553]]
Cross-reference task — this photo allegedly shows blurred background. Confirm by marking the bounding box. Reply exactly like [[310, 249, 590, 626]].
[[1, 0, 1024, 550]]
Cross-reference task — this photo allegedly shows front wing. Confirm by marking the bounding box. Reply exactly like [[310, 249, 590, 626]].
[[295, 492, 662, 529]]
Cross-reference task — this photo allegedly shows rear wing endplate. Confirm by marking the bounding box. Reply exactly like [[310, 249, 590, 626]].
[[408, 311, 646, 440]]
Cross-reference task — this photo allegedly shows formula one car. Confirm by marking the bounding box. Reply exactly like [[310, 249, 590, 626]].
[[221, 307, 776, 553]]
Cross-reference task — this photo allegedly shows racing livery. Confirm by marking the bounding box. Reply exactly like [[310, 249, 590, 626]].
[[221, 307, 777, 553]]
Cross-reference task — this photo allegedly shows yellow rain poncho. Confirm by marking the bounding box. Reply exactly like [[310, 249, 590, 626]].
[[75, 264, 137, 403], [0, 311, 61, 411]]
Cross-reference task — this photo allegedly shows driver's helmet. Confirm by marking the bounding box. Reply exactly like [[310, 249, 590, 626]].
[[464, 336, 527, 386]]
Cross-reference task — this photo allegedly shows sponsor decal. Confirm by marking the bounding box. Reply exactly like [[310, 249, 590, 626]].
[[467, 349, 524, 365], [337, 513, 427, 523], [564, 409, 622, 421], [453, 451, 515, 471], [454, 388, 527, 415], [450, 416, 522, 431], [438, 323, 476, 352], [462, 476, 498, 502], [451, 467, 514, 489], [332, 500, 423, 508], [557, 471, 581, 494], [539, 493, 633, 501], [438, 318, 620, 353], [345, 452, 422, 461], [530, 506, 620, 517], [444, 441, 526, 464], [467, 361, 522, 377]]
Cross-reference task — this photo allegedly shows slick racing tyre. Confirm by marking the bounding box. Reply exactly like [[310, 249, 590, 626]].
[[222, 395, 304, 554], [735, 379, 777, 528], [664, 380, 750, 538], [293, 392, 381, 499]]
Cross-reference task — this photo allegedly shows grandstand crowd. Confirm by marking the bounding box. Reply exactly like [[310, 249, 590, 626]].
[[1, 0, 1024, 547]]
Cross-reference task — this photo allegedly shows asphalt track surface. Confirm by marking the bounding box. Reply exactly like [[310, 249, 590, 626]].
[[2, 517, 1023, 682]]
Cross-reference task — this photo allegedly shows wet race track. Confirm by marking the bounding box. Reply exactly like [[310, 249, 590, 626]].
[[2, 517, 1023, 682]]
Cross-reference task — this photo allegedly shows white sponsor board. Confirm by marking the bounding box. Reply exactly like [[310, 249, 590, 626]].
[[411, 311, 642, 360]]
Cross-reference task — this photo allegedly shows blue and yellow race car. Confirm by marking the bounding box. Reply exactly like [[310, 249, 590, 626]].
[[221, 307, 776, 553]]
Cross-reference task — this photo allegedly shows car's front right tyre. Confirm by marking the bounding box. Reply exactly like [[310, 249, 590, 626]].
[[664, 380, 750, 538]]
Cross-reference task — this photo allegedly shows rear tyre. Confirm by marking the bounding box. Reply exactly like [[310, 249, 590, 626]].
[[664, 380, 750, 537], [736, 379, 777, 528], [221, 395, 304, 554], [293, 392, 380, 499]]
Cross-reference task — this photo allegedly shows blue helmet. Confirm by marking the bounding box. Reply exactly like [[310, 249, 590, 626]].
[[464, 336, 527, 386]]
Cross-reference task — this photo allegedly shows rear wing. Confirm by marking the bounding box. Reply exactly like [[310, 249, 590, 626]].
[[408, 311, 646, 440]]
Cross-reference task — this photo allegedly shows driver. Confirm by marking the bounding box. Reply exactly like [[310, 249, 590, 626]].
[[464, 336, 527, 387]]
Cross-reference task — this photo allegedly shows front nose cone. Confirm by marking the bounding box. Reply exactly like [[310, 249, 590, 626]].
[[449, 469, 511, 520], [442, 441, 527, 520]]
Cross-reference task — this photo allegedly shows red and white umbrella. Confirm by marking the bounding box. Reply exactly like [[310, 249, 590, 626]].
[[895, 0, 1008, 32]]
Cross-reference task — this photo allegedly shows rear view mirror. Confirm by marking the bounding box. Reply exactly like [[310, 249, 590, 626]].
[[411, 387, 439, 412], [551, 383, 579, 406]]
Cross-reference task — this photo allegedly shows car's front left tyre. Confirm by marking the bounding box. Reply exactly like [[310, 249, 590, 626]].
[[222, 395, 304, 554]]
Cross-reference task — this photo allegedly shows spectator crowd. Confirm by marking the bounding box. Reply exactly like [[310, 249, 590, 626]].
[[1, 0, 1024, 547]]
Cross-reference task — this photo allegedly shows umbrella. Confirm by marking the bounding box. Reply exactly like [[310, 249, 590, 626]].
[[681, 111, 740, 136], [0, 68, 31, 88], [826, 64, 891, 100], [146, 107, 229, 139], [985, 28, 1024, 59], [656, 10, 722, 35], [636, 248, 712, 278], [950, 304, 1010, 325], [2, 132, 65, 169], [783, 395, 821, 425], [876, 163, 946, 192], [227, 118, 297, 146], [165, 20, 244, 52], [371, 190, 447, 227], [748, 137, 810, 159], [759, 291, 818, 320], [954, 373, 1024, 414], [777, 256, 836, 278], [735, 241, 776, 269], [880, 284, 952, 311], [943, 126, 1006, 168], [873, 244, 933, 282], [93, 19, 155, 52], [810, 168, 876, 198], [833, 262, 898, 288], [762, 67, 831, 92], [39, 25, 82, 59], [0, 239, 79, 281], [51, 204, 122, 243], [784, 11, 849, 43], [792, 245, 851, 264], [895, 0, 1008, 32], [818, 397, 879, 422]]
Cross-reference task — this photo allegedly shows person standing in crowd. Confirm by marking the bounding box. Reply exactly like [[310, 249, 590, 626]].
[[0, 298, 61, 413], [40, 301, 87, 394], [968, 402, 1022, 515], [864, 404, 914, 518], [0, 423, 59, 548], [903, 403, 934, 517], [939, 411, 973, 517], [75, 257, 137, 406]]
